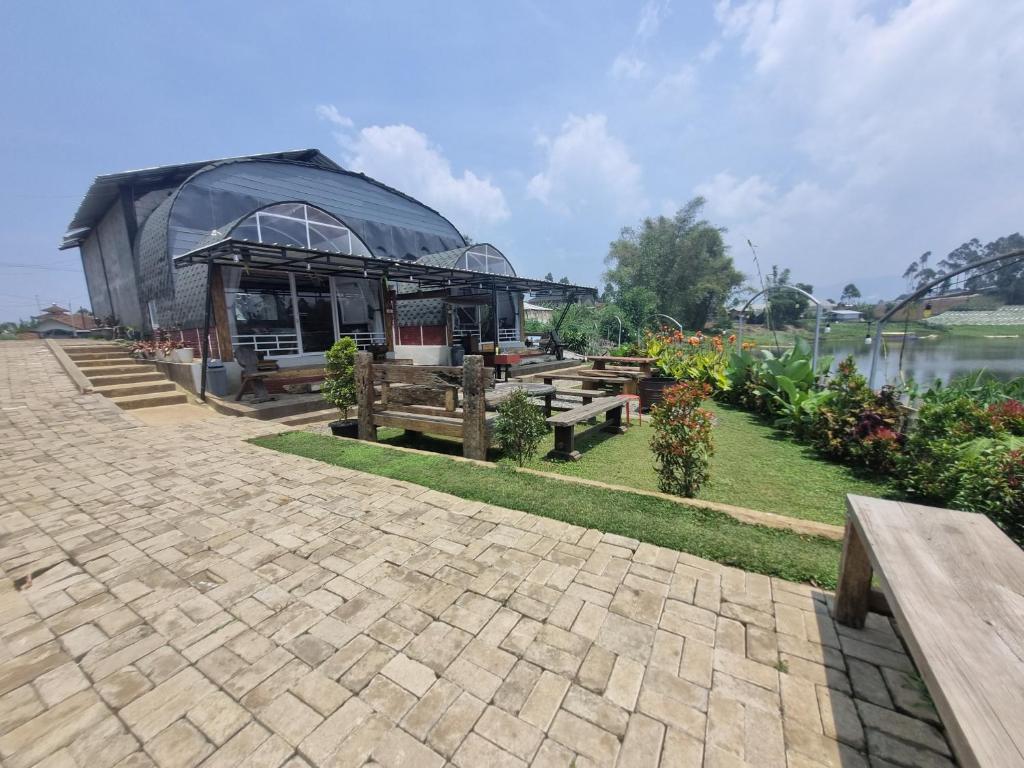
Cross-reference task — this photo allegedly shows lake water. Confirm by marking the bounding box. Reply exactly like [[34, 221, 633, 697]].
[[811, 333, 1024, 386]]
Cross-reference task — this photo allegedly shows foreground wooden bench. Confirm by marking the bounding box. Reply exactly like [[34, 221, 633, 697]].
[[356, 353, 495, 460], [835, 494, 1024, 768], [546, 397, 626, 460]]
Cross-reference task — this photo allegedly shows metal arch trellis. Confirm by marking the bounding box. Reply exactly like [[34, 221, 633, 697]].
[[736, 285, 829, 373], [867, 248, 1024, 389]]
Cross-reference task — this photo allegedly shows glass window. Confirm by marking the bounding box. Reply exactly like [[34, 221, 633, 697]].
[[230, 203, 371, 256], [226, 270, 296, 341], [457, 245, 515, 275]]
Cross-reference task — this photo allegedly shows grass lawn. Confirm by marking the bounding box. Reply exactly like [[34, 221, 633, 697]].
[[250, 430, 843, 588], [359, 401, 891, 526]]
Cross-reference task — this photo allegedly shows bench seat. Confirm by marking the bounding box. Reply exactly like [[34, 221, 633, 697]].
[[835, 494, 1024, 767], [545, 397, 626, 460], [373, 409, 495, 439]]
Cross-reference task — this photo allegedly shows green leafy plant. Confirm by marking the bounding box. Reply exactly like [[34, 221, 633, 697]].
[[495, 389, 548, 466], [650, 381, 715, 497], [322, 337, 358, 416]]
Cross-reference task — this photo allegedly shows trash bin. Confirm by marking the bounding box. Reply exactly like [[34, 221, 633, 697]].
[[450, 345, 465, 366], [206, 359, 228, 398]]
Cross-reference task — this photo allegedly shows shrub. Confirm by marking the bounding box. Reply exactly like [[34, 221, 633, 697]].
[[322, 337, 358, 415], [495, 389, 548, 466], [650, 381, 715, 497], [950, 444, 1024, 544]]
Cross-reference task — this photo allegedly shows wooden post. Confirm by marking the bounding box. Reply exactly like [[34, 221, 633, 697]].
[[209, 265, 233, 362], [834, 520, 873, 627], [549, 425, 579, 461], [462, 355, 487, 460], [603, 405, 626, 434], [356, 351, 377, 442]]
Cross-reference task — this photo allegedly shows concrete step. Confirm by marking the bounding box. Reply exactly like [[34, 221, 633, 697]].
[[88, 371, 165, 387], [79, 364, 147, 377], [75, 357, 140, 368], [66, 350, 133, 362], [61, 344, 125, 354], [109, 391, 189, 410], [274, 408, 340, 427], [95, 380, 177, 399]]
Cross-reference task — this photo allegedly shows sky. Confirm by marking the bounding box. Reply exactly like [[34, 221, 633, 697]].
[[1, 0, 1022, 322]]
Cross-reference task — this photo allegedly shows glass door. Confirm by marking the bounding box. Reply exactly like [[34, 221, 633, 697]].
[[292, 273, 334, 353]]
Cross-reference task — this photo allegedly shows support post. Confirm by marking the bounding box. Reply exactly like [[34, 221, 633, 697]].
[[736, 313, 744, 350], [462, 355, 487, 460], [812, 303, 822, 374], [834, 520, 873, 628], [199, 262, 213, 401], [868, 325, 885, 389], [491, 284, 499, 352], [209, 265, 233, 362], [356, 351, 376, 441]]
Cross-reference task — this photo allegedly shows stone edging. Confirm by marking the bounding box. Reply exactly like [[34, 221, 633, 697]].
[[295, 429, 845, 541], [45, 339, 93, 394]]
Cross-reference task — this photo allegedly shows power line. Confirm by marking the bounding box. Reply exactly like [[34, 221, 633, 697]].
[[0, 263, 81, 273]]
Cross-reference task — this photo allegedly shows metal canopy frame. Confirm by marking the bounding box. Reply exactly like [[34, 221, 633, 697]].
[[173, 238, 598, 298]]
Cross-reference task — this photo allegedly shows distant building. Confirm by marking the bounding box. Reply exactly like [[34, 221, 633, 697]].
[[828, 309, 863, 322], [523, 301, 554, 322], [32, 305, 96, 337]]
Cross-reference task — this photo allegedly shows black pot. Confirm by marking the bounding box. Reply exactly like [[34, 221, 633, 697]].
[[329, 419, 360, 438], [639, 376, 676, 412]]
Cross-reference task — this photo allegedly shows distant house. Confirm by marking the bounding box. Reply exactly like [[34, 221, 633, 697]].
[[32, 305, 96, 337], [828, 309, 863, 322], [523, 301, 554, 322]]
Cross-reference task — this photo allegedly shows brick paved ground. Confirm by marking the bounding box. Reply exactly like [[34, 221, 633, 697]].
[[0, 341, 955, 767]]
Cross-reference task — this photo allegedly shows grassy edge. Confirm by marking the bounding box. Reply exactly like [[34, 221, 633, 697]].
[[249, 431, 842, 589]]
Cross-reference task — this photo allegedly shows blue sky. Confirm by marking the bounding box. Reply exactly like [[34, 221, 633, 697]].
[[2, 1, 1022, 321]]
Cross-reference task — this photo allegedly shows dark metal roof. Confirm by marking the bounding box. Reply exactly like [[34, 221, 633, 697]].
[[62, 150, 338, 246], [173, 238, 597, 299]]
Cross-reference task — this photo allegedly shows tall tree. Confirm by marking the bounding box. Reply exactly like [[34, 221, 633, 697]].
[[764, 266, 813, 327], [901, 236, 1024, 301], [603, 197, 743, 330], [840, 283, 861, 303]]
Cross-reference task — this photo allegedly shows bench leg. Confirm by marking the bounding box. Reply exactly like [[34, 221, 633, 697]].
[[546, 425, 580, 461], [543, 393, 553, 418], [834, 520, 872, 628], [582, 379, 599, 391], [623, 379, 638, 396], [603, 405, 627, 434]]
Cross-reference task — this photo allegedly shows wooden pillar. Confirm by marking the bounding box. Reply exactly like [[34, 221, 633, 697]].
[[209, 265, 233, 362], [356, 351, 377, 441], [834, 520, 873, 627], [462, 355, 487, 460], [517, 294, 526, 343]]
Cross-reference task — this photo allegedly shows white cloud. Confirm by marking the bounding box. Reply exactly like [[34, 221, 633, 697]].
[[636, 0, 671, 41], [315, 105, 509, 228], [700, 0, 1024, 291], [527, 114, 646, 217], [653, 64, 697, 102], [610, 53, 646, 81]]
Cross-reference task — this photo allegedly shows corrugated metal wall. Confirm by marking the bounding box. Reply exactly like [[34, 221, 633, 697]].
[[79, 203, 144, 327]]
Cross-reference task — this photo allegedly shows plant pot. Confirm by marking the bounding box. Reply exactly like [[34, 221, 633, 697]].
[[639, 376, 676, 412], [172, 347, 194, 364], [329, 419, 360, 438]]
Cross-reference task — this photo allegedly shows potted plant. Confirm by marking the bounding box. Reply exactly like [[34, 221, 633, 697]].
[[323, 336, 359, 437], [638, 329, 683, 411]]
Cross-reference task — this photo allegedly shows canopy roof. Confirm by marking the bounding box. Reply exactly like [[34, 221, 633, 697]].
[[173, 238, 597, 299]]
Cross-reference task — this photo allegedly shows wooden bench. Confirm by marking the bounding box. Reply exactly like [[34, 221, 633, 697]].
[[355, 352, 495, 460], [835, 494, 1024, 768], [588, 355, 655, 375], [537, 373, 636, 395], [234, 347, 276, 403], [546, 397, 626, 460], [551, 388, 598, 406]]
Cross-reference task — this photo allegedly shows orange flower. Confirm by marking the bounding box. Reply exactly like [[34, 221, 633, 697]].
[[728, 334, 736, 343]]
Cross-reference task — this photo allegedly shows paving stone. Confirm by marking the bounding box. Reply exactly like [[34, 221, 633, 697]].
[[0, 689, 108, 768], [519, 671, 571, 731], [548, 709, 620, 767], [291, 670, 352, 717], [473, 705, 544, 761], [95, 666, 153, 709], [428, 691, 486, 758], [120, 667, 217, 741], [493, 659, 542, 715], [144, 719, 212, 768], [185, 690, 250, 746], [362, 674, 417, 722], [0, 685, 45, 736], [562, 684, 629, 737], [371, 725, 445, 768], [856, 699, 950, 755], [299, 697, 372, 764], [451, 732, 526, 768], [879, 666, 941, 725], [31, 661, 90, 706]]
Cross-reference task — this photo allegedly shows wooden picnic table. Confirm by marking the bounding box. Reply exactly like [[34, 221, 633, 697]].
[[485, 381, 556, 416], [588, 356, 655, 375]]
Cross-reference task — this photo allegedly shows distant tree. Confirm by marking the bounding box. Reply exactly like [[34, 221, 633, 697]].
[[840, 284, 861, 304], [604, 197, 743, 330], [901, 236, 1024, 302], [763, 266, 812, 327], [558, 276, 571, 285], [543, 272, 555, 282]]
